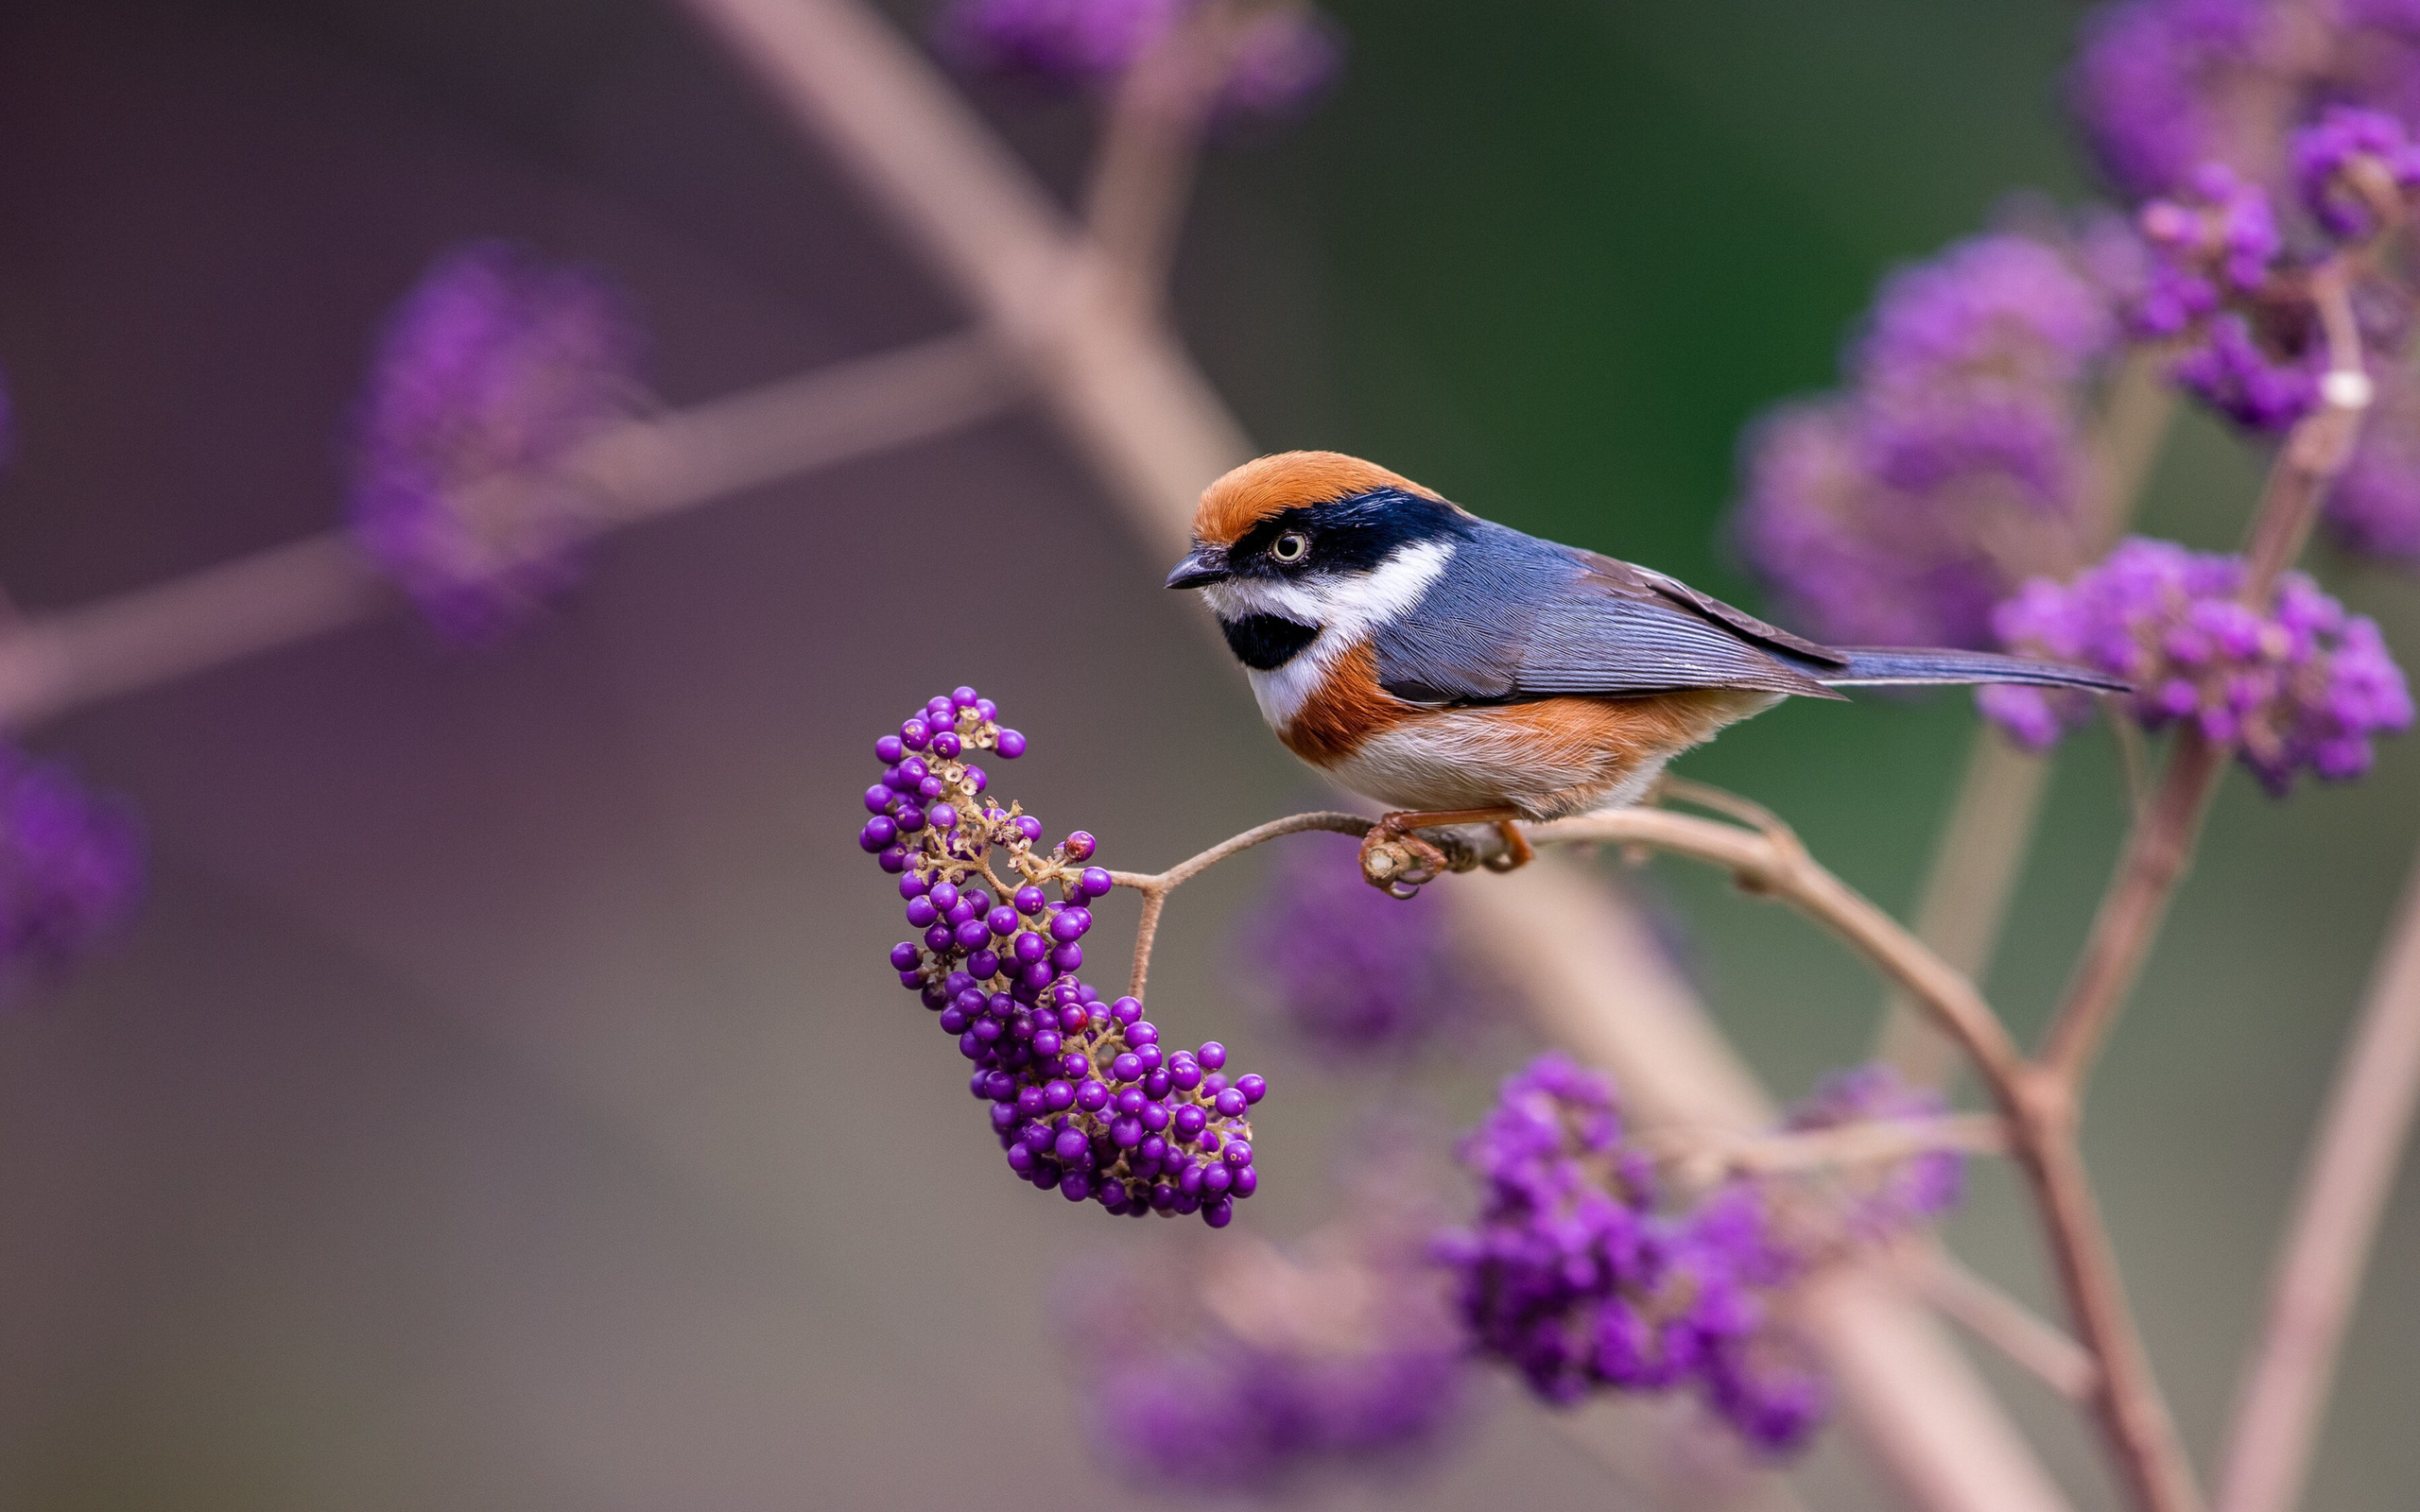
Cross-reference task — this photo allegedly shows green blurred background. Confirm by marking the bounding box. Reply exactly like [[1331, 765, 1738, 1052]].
[[0, 0, 2413, 1507]]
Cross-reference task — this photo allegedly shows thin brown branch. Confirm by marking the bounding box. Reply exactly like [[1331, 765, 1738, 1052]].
[[1104, 810, 1370, 997], [1879, 732, 2055, 1086], [2034, 728, 2226, 1081], [1906, 1246, 2099, 1403], [1635, 1115, 2009, 1185], [2218, 848, 2420, 1512], [0, 333, 1017, 731], [2012, 1092, 2204, 1512], [1522, 809, 2030, 1105]]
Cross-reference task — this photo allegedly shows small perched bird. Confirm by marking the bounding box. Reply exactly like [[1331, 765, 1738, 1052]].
[[1167, 452, 2124, 881]]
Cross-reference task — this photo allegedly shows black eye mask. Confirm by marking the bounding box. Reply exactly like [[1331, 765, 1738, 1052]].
[[1219, 613, 1321, 671]]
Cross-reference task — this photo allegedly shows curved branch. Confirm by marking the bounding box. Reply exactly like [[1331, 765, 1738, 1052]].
[[1525, 808, 2031, 1108]]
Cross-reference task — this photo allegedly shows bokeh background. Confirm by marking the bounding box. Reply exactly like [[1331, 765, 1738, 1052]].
[[1, 0, 2415, 1507]]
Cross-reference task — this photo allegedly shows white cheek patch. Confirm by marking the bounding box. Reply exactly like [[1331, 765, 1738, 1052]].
[[1206, 540, 1457, 728]]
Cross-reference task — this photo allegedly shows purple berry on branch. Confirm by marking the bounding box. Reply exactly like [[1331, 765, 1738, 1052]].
[[856, 686, 1266, 1222]]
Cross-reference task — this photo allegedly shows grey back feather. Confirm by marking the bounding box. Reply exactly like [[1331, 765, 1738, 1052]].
[[1370, 522, 1840, 704]]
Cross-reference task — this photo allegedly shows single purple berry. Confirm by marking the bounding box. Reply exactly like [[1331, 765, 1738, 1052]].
[[996, 729, 1027, 758]]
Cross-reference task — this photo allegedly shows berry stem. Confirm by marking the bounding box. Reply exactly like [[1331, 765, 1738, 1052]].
[[1107, 810, 1371, 999]]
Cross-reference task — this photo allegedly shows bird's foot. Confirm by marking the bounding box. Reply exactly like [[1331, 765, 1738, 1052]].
[[1357, 808, 1530, 898]]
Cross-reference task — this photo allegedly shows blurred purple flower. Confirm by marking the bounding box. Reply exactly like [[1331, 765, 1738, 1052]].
[[1433, 1055, 1965, 1455], [1215, 7, 1344, 122], [1231, 829, 1494, 1061], [2293, 105, 2420, 238], [1063, 1150, 1471, 1493], [347, 241, 645, 643], [936, 0, 1341, 120], [0, 746, 143, 994], [2068, 0, 2420, 201], [1736, 232, 2119, 648], [1784, 1063, 1965, 1241], [2328, 363, 2420, 562], [1980, 537, 2414, 791], [2069, 0, 2287, 199], [937, 0, 1184, 82]]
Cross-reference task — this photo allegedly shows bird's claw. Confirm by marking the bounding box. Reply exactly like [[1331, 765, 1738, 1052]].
[[1358, 819, 1459, 898]]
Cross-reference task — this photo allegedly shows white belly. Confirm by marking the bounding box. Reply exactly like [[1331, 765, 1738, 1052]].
[[1316, 713, 1665, 818]]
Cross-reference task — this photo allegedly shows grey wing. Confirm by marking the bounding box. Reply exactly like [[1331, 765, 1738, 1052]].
[[1515, 595, 1841, 698], [1371, 530, 1840, 703]]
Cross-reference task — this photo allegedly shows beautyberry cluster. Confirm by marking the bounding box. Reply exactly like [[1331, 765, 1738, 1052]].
[[1434, 1055, 1967, 1454], [861, 686, 1267, 1226], [348, 241, 646, 642], [0, 745, 144, 997], [1979, 538, 2414, 791], [1736, 229, 2122, 648]]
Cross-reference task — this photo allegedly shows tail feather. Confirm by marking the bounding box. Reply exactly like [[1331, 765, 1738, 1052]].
[[1817, 646, 2130, 694]]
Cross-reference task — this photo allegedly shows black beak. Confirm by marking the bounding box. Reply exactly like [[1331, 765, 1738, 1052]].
[[1165, 545, 1230, 590]]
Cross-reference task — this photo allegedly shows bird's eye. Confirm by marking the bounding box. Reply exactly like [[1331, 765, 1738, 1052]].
[[1270, 532, 1308, 563]]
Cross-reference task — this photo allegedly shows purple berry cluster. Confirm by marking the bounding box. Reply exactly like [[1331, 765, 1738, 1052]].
[[1979, 538, 2414, 791], [1062, 1160, 1469, 1492], [1231, 830, 1493, 1062], [934, 0, 1340, 120], [347, 241, 645, 643], [862, 686, 1267, 1226], [0, 745, 144, 996], [1435, 1055, 1969, 1454], [1736, 231, 2122, 648]]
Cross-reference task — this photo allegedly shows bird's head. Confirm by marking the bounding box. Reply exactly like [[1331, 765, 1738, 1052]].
[[1167, 452, 1473, 672]]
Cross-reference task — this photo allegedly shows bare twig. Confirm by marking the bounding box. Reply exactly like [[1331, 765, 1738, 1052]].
[[2217, 849, 2420, 1512], [2034, 728, 2227, 1083], [1634, 1114, 2009, 1184], [1106, 809, 1369, 995], [0, 332, 1018, 731], [1879, 734, 2054, 1086], [1523, 809, 2029, 1100], [1907, 1247, 2099, 1402]]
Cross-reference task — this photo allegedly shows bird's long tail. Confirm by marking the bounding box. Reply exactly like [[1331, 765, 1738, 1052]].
[[1816, 647, 2131, 694]]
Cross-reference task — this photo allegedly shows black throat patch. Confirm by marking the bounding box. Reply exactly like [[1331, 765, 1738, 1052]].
[[1220, 613, 1321, 671]]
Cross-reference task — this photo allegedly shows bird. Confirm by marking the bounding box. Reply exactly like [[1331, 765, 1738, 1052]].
[[1165, 451, 2126, 887]]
